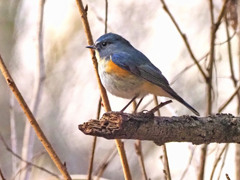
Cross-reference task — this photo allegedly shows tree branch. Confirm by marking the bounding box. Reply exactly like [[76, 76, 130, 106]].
[[79, 112, 240, 145]]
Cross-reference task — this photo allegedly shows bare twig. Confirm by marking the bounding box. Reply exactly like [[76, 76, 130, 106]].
[[104, 0, 108, 34], [170, 54, 208, 85], [9, 94, 17, 174], [75, 1, 131, 179], [199, 1, 228, 179], [0, 54, 71, 179], [215, 30, 236, 46], [224, 11, 240, 112], [198, 144, 208, 180], [75, 0, 110, 111], [135, 141, 148, 180], [224, 14, 236, 85], [180, 146, 196, 180], [210, 144, 229, 180], [149, 100, 172, 114], [154, 96, 171, 180], [235, 8, 240, 179], [89, 1, 108, 178], [226, 173, 231, 180], [87, 98, 102, 180], [218, 85, 240, 112], [0, 134, 60, 179], [132, 100, 148, 180], [0, 167, 6, 180], [21, 0, 46, 179], [95, 146, 118, 180], [217, 144, 229, 180], [160, 0, 207, 80]]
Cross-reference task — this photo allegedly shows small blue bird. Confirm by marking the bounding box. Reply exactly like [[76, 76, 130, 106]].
[[87, 33, 199, 116]]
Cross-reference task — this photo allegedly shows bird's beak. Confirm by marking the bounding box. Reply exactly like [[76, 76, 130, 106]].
[[86, 45, 96, 49]]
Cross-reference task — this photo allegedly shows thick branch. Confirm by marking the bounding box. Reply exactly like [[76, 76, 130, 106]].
[[79, 112, 240, 145]]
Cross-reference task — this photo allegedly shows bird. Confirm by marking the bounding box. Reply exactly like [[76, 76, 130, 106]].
[[86, 33, 200, 116]]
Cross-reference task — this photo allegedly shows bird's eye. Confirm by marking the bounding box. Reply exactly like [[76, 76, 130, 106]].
[[102, 42, 107, 46]]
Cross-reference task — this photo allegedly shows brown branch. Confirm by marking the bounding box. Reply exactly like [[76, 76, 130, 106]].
[[87, 97, 102, 180], [135, 140, 148, 180], [79, 112, 240, 145], [104, 0, 108, 34], [132, 100, 148, 180], [75, 0, 110, 111], [0, 54, 71, 179], [160, 0, 207, 80], [75, 1, 131, 179], [153, 96, 172, 180]]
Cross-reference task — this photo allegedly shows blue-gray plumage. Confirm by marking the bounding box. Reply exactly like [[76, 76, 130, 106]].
[[86, 33, 200, 116]]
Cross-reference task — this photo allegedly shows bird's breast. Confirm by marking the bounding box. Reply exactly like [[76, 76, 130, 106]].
[[98, 58, 144, 98]]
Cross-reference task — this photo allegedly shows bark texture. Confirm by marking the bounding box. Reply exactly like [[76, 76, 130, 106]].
[[79, 112, 240, 145]]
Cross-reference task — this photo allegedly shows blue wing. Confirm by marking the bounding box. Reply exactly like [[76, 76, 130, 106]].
[[111, 50, 170, 89], [111, 50, 200, 116]]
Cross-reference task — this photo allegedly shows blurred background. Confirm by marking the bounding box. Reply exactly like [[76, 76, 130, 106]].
[[0, 0, 239, 179]]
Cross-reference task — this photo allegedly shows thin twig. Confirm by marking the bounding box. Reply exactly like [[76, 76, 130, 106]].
[[215, 30, 236, 46], [210, 144, 229, 180], [207, 0, 215, 115], [0, 134, 60, 179], [217, 144, 229, 180], [13, 151, 47, 179], [87, 98, 102, 180], [21, 0, 46, 178], [9, 94, 17, 174], [170, 54, 208, 85], [132, 100, 149, 180], [135, 140, 148, 180], [224, 13, 237, 85], [104, 0, 108, 34], [214, 0, 229, 34], [199, 1, 228, 179], [86, 4, 113, 32], [153, 96, 171, 180], [224, 12, 240, 113], [180, 146, 196, 180], [218, 85, 240, 112], [149, 100, 172, 114], [75, 0, 110, 111], [75, 1, 131, 179], [0, 167, 6, 180], [236, 11, 240, 180], [198, 0, 216, 179], [95, 146, 118, 180], [226, 173, 231, 180], [0, 54, 71, 179], [160, 0, 207, 80], [132, 100, 148, 180]]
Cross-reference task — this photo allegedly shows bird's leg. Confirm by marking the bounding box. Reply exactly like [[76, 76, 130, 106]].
[[120, 96, 138, 112], [133, 97, 144, 113]]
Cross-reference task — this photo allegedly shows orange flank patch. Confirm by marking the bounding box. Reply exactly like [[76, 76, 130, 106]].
[[105, 60, 132, 76], [141, 80, 172, 98]]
